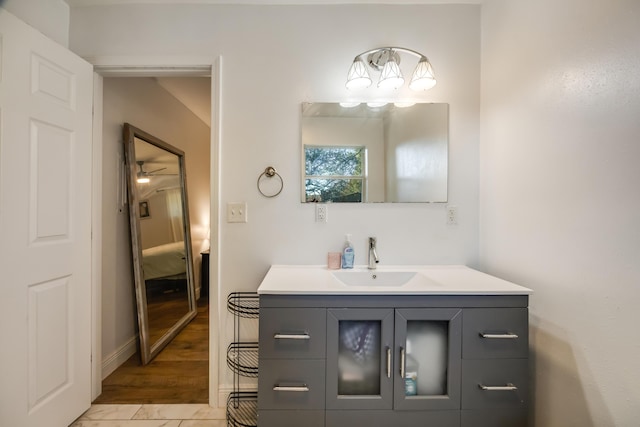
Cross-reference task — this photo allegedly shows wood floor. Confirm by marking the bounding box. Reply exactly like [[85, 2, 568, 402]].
[[94, 297, 209, 404]]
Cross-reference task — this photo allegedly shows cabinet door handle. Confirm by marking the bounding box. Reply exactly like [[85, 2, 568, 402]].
[[478, 383, 518, 391], [399, 346, 406, 379], [273, 333, 311, 340], [386, 346, 391, 378], [479, 332, 519, 339], [273, 384, 309, 392]]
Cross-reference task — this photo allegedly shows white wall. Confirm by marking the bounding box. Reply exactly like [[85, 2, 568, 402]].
[[1, 0, 69, 46], [480, 0, 640, 426], [139, 191, 174, 250], [70, 4, 481, 393], [101, 77, 210, 372]]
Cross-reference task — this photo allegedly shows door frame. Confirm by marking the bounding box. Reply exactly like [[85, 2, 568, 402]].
[[90, 55, 222, 406]]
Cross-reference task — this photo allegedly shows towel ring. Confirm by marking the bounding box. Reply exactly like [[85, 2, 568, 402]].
[[257, 166, 283, 198]]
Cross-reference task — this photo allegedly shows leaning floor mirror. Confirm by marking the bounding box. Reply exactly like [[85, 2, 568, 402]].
[[123, 123, 197, 365]]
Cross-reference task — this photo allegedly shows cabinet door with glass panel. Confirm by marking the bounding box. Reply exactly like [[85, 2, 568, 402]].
[[326, 307, 462, 411], [326, 309, 394, 410], [394, 308, 462, 411]]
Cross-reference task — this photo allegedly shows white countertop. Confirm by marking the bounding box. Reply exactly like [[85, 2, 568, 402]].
[[257, 265, 532, 296]]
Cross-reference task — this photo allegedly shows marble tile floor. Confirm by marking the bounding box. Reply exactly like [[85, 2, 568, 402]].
[[71, 404, 226, 427]]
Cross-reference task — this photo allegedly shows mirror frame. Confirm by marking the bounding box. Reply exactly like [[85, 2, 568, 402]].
[[123, 123, 197, 365]]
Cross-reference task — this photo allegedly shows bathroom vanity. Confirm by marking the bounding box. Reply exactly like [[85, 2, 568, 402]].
[[257, 265, 532, 427]]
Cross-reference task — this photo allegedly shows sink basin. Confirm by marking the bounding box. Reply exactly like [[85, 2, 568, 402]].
[[332, 270, 417, 286]]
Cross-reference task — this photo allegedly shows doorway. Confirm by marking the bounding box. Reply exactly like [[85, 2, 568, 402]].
[[90, 59, 221, 407], [98, 76, 211, 403], [95, 298, 209, 403]]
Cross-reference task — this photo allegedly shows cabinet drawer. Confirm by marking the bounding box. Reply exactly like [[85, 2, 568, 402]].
[[258, 359, 325, 410], [258, 410, 324, 427], [326, 410, 460, 427], [461, 359, 528, 409], [259, 308, 326, 359], [463, 308, 528, 359], [461, 408, 528, 427]]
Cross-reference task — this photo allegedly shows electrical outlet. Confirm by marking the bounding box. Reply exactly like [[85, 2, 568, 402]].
[[446, 205, 458, 225], [316, 204, 328, 223], [227, 202, 248, 223]]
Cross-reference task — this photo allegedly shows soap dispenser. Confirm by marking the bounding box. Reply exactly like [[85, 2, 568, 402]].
[[341, 234, 355, 269]]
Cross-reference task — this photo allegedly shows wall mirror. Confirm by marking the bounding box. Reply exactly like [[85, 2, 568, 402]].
[[123, 123, 197, 365], [301, 102, 448, 203]]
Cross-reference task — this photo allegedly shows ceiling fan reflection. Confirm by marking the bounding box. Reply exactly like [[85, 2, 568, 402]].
[[136, 160, 177, 183]]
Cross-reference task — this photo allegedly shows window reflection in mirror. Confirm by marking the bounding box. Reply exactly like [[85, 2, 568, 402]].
[[304, 146, 365, 202], [301, 103, 448, 203]]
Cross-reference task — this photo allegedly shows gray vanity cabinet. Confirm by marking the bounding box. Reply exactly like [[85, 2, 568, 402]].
[[325, 307, 462, 427], [461, 307, 529, 426], [258, 295, 529, 427], [258, 307, 327, 427], [324, 308, 462, 411]]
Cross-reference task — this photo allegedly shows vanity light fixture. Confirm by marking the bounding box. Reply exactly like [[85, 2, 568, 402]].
[[346, 47, 436, 91]]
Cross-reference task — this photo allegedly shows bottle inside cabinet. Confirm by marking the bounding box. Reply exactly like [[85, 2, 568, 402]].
[[405, 320, 449, 396]]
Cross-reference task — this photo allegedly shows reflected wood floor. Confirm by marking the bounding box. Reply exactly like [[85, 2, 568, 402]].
[[94, 297, 209, 404]]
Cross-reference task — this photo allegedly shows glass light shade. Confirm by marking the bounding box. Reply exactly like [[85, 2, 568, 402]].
[[366, 101, 388, 108], [377, 58, 404, 89], [409, 58, 437, 91], [346, 59, 372, 90], [137, 176, 150, 184]]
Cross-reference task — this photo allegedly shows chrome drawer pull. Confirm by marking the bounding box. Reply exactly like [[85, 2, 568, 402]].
[[480, 332, 519, 339], [273, 384, 309, 392], [273, 333, 311, 340], [478, 383, 518, 391], [399, 347, 406, 379]]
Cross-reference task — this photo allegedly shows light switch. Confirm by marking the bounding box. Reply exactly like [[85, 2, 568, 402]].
[[227, 202, 248, 223]]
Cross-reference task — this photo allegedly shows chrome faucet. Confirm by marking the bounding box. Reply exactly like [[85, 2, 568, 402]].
[[368, 237, 380, 270]]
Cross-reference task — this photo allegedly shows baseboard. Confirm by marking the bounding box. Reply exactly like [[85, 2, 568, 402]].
[[101, 336, 138, 380]]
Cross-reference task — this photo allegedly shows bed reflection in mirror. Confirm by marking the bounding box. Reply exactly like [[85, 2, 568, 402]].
[[124, 123, 197, 365]]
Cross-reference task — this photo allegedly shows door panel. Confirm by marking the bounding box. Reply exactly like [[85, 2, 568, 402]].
[[28, 277, 72, 409], [30, 119, 74, 242], [31, 53, 77, 110], [0, 9, 93, 427], [326, 308, 394, 410], [394, 308, 462, 411]]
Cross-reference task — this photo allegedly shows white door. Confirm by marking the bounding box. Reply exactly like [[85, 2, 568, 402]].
[[0, 9, 94, 427]]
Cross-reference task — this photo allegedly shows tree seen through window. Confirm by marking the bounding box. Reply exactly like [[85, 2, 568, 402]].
[[304, 146, 365, 202]]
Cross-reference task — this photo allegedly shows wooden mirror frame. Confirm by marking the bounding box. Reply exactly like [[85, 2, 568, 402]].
[[123, 123, 197, 364]]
